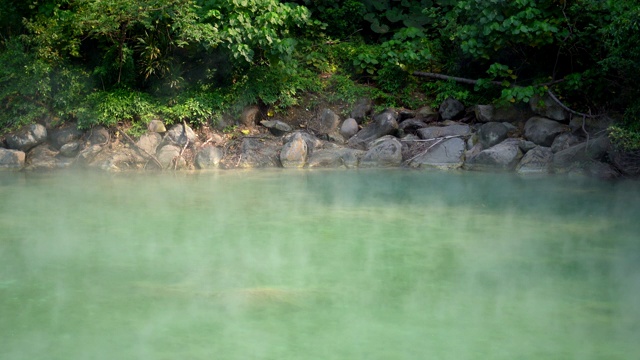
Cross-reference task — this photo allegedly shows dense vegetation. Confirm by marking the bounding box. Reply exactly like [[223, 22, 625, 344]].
[[1, 0, 639, 149]]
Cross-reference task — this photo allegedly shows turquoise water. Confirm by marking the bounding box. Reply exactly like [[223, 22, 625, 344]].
[[1, 169, 639, 359]]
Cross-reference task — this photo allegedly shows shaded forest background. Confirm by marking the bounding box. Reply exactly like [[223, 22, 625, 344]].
[[1, 0, 639, 149]]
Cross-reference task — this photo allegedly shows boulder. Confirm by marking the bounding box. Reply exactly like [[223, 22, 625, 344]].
[[315, 108, 341, 135], [307, 147, 364, 168], [340, 118, 359, 139], [195, 145, 224, 169], [157, 144, 185, 169], [552, 136, 611, 172], [136, 133, 162, 156], [398, 119, 428, 134], [76, 145, 102, 166], [360, 136, 403, 168], [280, 132, 309, 168], [238, 138, 282, 168], [347, 109, 398, 149], [415, 106, 438, 121], [283, 131, 322, 152], [477, 122, 508, 148], [350, 98, 373, 123], [439, 97, 465, 120], [87, 126, 110, 145], [516, 146, 553, 175], [164, 123, 197, 147], [524, 117, 570, 147], [240, 105, 261, 127], [584, 161, 620, 180], [260, 120, 292, 136], [147, 119, 167, 133], [417, 124, 471, 140], [90, 148, 144, 172], [465, 139, 523, 171], [59, 142, 81, 157], [530, 93, 568, 121], [550, 133, 582, 153], [24, 144, 60, 171], [6, 124, 47, 151], [49, 125, 83, 149], [0, 148, 25, 169], [407, 137, 466, 170]]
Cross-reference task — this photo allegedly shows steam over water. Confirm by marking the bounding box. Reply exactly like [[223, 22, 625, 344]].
[[1, 169, 639, 359]]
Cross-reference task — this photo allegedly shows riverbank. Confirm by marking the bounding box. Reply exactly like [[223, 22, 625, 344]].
[[0, 95, 635, 179]]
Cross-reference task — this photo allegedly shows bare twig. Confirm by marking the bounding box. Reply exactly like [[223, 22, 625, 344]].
[[401, 135, 465, 142], [404, 135, 462, 164], [546, 90, 597, 118]]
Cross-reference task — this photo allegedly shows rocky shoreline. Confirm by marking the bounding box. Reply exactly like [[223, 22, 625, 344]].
[[0, 95, 632, 179]]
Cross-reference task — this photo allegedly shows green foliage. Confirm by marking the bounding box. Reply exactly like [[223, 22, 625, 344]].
[[160, 90, 226, 126], [609, 125, 640, 152], [362, 0, 434, 36], [77, 89, 156, 129]]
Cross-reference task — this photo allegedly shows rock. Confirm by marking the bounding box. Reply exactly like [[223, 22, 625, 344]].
[[551, 133, 582, 153], [147, 119, 167, 133], [76, 145, 102, 165], [6, 124, 47, 151], [157, 144, 185, 169], [516, 146, 553, 175], [307, 148, 364, 168], [260, 120, 292, 136], [350, 98, 373, 123], [282, 131, 322, 152], [474, 104, 533, 123], [315, 108, 341, 135], [280, 132, 309, 168], [439, 97, 465, 120], [524, 117, 570, 147], [530, 93, 568, 121], [59, 142, 80, 157], [407, 137, 466, 170], [477, 122, 508, 148], [347, 109, 398, 149], [465, 139, 523, 171], [24, 144, 60, 171], [415, 106, 438, 121], [360, 136, 403, 167], [340, 118, 359, 139], [552, 136, 611, 172], [195, 145, 224, 169], [164, 123, 197, 147], [240, 105, 261, 127], [0, 148, 26, 169], [584, 161, 620, 180], [136, 133, 162, 156], [518, 140, 537, 153], [86, 126, 110, 145], [417, 124, 471, 139], [49, 125, 83, 149], [398, 119, 428, 134], [238, 138, 282, 168]]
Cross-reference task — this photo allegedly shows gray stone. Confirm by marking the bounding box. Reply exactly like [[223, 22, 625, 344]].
[[516, 146, 553, 175], [360, 136, 403, 168], [147, 119, 167, 133], [347, 109, 398, 149], [307, 148, 365, 168], [478, 122, 508, 148], [238, 138, 281, 168], [417, 124, 471, 140], [350, 98, 373, 123], [280, 132, 309, 168], [474, 104, 533, 123], [551, 133, 582, 153], [465, 139, 523, 171], [157, 144, 185, 169], [6, 124, 47, 151], [136, 133, 162, 156], [439, 98, 465, 120], [195, 145, 224, 169], [283, 131, 322, 152], [553, 136, 611, 172], [240, 105, 261, 127], [584, 161, 620, 180], [415, 106, 438, 120], [76, 145, 102, 165], [519, 140, 538, 153], [24, 144, 59, 171], [164, 123, 197, 147], [530, 93, 568, 121], [407, 137, 466, 170], [316, 108, 341, 135], [398, 119, 428, 134], [340, 118, 359, 139], [59, 142, 80, 157], [87, 126, 110, 145], [49, 125, 83, 149], [0, 148, 25, 169], [260, 120, 292, 136], [524, 117, 570, 147]]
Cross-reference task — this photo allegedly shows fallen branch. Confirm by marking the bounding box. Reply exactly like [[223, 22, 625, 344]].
[[117, 129, 163, 169], [401, 134, 466, 142], [546, 90, 596, 118], [404, 135, 463, 164]]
